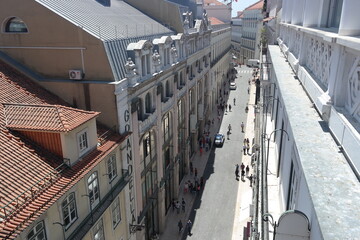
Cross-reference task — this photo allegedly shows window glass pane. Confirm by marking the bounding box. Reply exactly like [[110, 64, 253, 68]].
[[6, 17, 28, 32]]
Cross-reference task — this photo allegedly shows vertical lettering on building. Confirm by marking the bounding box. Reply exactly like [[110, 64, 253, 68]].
[[124, 109, 136, 225]]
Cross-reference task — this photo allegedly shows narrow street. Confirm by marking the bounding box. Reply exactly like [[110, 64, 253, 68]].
[[183, 66, 254, 240]]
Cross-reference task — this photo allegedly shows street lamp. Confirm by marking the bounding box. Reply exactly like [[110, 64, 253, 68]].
[[262, 213, 276, 240], [265, 129, 289, 173], [263, 97, 281, 136], [53, 222, 65, 240], [82, 194, 94, 224]]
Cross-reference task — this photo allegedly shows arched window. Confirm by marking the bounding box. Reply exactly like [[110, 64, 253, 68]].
[[145, 93, 152, 113], [5, 17, 28, 33]]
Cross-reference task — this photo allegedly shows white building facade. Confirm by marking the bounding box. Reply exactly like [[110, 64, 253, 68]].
[[240, 0, 264, 64], [261, 0, 360, 239]]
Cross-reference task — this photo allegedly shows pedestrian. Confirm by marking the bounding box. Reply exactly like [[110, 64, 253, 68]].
[[229, 104, 232, 112], [200, 176, 204, 189], [228, 124, 232, 133], [187, 220, 192, 235], [182, 198, 186, 213], [178, 220, 183, 233], [247, 86, 250, 94], [176, 201, 180, 214], [241, 122, 245, 132], [246, 165, 250, 176], [241, 163, 245, 171], [241, 169, 245, 180], [194, 168, 198, 177], [249, 174, 253, 187], [172, 199, 176, 211], [233, 98, 236, 105], [235, 164, 239, 179], [225, 103, 228, 112], [227, 130, 230, 140], [245, 106, 249, 113], [184, 181, 189, 193], [246, 138, 250, 145], [246, 144, 250, 155]]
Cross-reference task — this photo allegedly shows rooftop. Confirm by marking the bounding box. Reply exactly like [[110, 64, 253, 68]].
[[0, 60, 126, 239], [245, 0, 264, 11], [209, 17, 225, 25], [269, 45, 360, 239]]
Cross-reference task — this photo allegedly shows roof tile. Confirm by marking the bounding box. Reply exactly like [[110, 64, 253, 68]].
[[0, 60, 127, 239]]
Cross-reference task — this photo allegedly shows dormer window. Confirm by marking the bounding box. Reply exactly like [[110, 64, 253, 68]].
[[78, 128, 89, 154], [5, 17, 28, 33]]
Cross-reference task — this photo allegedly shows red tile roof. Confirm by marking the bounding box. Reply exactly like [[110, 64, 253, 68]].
[[245, 0, 264, 10], [3, 103, 100, 132], [209, 17, 225, 25], [204, 0, 225, 6], [0, 60, 127, 239]]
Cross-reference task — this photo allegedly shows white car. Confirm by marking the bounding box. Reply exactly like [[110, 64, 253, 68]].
[[230, 82, 237, 90]]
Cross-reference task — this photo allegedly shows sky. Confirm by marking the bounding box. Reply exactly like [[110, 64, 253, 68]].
[[223, 0, 260, 17]]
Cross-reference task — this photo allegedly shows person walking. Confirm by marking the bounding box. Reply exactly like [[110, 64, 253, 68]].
[[194, 168, 198, 177], [235, 164, 240, 179], [187, 219, 192, 236], [225, 103, 228, 112], [176, 200, 180, 214], [245, 106, 249, 113], [233, 98, 236, 105], [229, 104, 232, 112], [241, 122, 245, 132], [241, 163, 245, 171], [178, 220, 183, 233], [246, 165, 250, 176], [249, 174, 253, 187], [241, 169, 245, 181], [181, 198, 186, 213], [246, 144, 250, 155], [228, 124, 232, 133], [243, 144, 247, 155]]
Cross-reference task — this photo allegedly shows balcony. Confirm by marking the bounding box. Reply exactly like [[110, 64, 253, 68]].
[[139, 109, 157, 134], [67, 169, 130, 240]]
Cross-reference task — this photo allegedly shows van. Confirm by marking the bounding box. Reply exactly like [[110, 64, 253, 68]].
[[247, 59, 260, 68]]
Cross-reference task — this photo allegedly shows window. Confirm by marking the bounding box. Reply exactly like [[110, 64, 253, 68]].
[[93, 219, 104, 240], [78, 129, 88, 153], [111, 197, 121, 228], [165, 81, 170, 97], [5, 17, 28, 33], [88, 172, 100, 208], [163, 113, 171, 142], [107, 155, 117, 182], [145, 93, 152, 113], [327, 0, 343, 28], [27, 221, 46, 240], [62, 193, 78, 229]]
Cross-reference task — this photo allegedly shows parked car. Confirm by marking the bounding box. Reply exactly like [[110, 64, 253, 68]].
[[230, 82, 237, 90], [247, 59, 260, 68], [214, 133, 225, 147]]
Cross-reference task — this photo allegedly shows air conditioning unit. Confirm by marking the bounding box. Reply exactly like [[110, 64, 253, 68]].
[[69, 70, 83, 80]]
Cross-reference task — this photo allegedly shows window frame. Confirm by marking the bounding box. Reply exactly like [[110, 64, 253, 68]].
[[27, 221, 47, 240], [77, 128, 89, 155], [93, 218, 105, 240], [62, 192, 78, 230], [87, 172, 100, 209], [107, 154, 117, 183], [111, 197, 121, 229], [5, 17, 28, 33]]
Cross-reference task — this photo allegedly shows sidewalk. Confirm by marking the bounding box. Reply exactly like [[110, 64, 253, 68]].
[[231, 72, 257, 240]]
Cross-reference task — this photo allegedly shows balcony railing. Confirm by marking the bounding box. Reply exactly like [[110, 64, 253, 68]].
[[67, 169, 130, 240]]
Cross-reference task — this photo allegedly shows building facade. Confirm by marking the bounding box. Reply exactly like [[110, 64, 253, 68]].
[[0, 0, 232, 239], [260, 0, 360, 239], [240, 0, 264, 64]]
